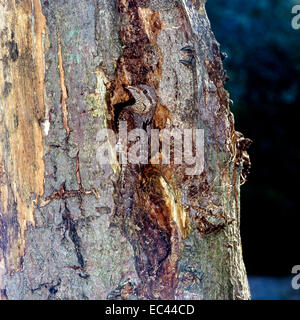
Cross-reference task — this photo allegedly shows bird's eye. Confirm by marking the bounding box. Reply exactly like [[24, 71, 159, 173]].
[[143, 89, 147, 94]]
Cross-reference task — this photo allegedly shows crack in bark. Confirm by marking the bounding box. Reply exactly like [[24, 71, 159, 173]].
[[65, 265, 90, 279], [62, 204, 85, 269], [76, 151, 83, 191], [31, 278, 61, 300], [57, 32, 70, 140], [0, 288, 8, 300], [39, 183, 99, 208]]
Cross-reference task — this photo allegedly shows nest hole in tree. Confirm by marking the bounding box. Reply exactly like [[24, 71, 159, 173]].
[[112, 98, 136, 132]]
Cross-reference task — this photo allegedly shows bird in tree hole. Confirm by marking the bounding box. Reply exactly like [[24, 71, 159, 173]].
[[116, 84, 158, 218]]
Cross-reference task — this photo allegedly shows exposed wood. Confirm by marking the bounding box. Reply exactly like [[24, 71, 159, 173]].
[[0, 0, 45, 283]]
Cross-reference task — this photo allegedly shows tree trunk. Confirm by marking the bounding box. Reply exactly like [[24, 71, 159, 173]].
[[0, 0, 250, 300]]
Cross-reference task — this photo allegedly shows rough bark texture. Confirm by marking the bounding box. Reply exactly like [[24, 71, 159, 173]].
[[0, 0, 250, 300]]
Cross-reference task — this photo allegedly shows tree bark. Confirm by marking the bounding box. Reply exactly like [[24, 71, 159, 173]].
[[0, 0, 250, 300]]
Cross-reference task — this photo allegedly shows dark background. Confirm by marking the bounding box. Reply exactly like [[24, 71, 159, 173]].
[[206, 0, 300, 282]]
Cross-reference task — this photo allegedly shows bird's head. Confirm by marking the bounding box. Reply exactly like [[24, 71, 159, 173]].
[[126, 84, 157, 114]]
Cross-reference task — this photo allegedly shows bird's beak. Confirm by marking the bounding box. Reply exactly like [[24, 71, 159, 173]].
[[126, 86, 138, 99], [126, 86, 136, 93]]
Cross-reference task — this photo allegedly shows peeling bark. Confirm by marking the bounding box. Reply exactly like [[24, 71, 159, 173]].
[[0, 0, 250, 300]]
